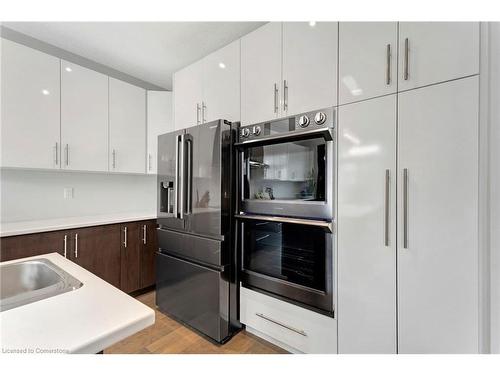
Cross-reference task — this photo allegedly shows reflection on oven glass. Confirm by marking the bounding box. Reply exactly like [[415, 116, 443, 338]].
[[243, 221, 327, 292], [245, 138, 326, 202]]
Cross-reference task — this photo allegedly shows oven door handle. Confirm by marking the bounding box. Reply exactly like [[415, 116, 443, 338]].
[[234, 127, 334, 148], [235, 214, 334, 233]]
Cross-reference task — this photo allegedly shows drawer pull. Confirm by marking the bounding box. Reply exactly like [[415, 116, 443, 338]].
[[255, 312, 307, 337]]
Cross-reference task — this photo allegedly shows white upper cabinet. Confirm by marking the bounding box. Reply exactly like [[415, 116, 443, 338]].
[[398, 22, 479, 90], [147, 91, 173, 174], [337, 95, 397, 353], [339, 22, 397, 105], [202, 40, 240, 123], [241, 22, 282, 126], [109, 78, 146, 173], [173, 60, 203, 130], [282, 22, 338, 116], [1, 39, 60, 169], [60, 60, 108, 172], [398, 77, 479, 353]]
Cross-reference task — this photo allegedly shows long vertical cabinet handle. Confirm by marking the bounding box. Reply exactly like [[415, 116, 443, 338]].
[[273, 83, 278, 113], [384, 169, 390, 246], [196, 103, 201, 125], [123, 227, 128, 248], [63, 234, 67, 258], [404, 38, 410, 81], [386, 44, 392, 85], [143, 224, 147, 244], [148, 153, 152, 172], [65, 144, 69, 166], [403, 168, 409, 248], [178, 134, 185, 220], [74, 233, 79, 258], [112, 149, 116, 170], [54, 142, 59, 166], [174, 135, 180, 218], [202, 101, 207, 124], [283, 80, 288, 111]]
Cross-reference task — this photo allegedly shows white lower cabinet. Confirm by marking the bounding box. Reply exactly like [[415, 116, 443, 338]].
[[240, 287, 337, 354], [338, 94, 397, 353], [109, 78, 147, 173], [397, 76, 479, 353]]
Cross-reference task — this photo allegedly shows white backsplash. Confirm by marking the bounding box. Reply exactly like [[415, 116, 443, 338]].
[[0, 169, 156, 223]]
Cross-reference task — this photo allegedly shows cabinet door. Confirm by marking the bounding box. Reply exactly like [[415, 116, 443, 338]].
[[120, 223, 141, 293], [61, 60, 108, 172], [147, 91, 173, 174], [282, 22, 338, 115], [337, 95, 397, 353], [173, 60, 203, 130], [140, 220, 158, 289], [241, 22, 282, 126], [398, 76, 479, 353], [339, 22, 397, 105], [0, 230, 70, 262], [398, 22, 479, 90], [70, 225, 121, 288], [202, 40, 240, 123], [109, 78, 146, 173], [1, 39, 60, 169]]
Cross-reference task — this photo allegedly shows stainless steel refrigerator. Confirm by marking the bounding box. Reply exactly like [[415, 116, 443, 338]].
[[156, 119, 239, 343]]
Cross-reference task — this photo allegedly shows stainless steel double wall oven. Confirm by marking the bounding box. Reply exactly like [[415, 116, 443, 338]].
[[236, 107, 336, 316]]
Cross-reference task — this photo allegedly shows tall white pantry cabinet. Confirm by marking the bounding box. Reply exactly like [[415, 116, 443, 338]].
[[338, 22, 480, 353]]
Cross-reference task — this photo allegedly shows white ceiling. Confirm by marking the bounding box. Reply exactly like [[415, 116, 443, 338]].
[[2, 22, 266, 90]]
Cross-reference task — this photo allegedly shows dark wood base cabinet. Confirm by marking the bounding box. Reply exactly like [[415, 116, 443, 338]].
[[0, 219, 158, 294]]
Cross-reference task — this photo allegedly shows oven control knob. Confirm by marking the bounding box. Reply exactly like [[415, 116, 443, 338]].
[[240, 128, 250, 138], [252, 125, 262, 136], [298, 115, 310, 128], [314, 112, 327, 125]]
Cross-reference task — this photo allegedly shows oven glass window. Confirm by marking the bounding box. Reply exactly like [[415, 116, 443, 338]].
[[242, 221, 327, 292], [244, 138, 326, 202]]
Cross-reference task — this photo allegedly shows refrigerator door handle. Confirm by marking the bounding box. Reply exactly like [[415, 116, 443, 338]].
[[185, 134, 193, 215], [178, 134, 185, 220], [174, 134, 180, 218]]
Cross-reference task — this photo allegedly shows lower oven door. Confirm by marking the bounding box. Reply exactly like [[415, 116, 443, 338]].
[[239, 216, 334, 315]]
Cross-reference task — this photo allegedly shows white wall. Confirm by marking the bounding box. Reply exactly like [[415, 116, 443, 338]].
[[490, 22, 500, 354], [0, 169, 156, 223]]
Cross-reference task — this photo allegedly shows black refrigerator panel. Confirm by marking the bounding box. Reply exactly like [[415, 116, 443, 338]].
[[156, 251, 230, 343], [157, 129, 185, 231], [183, 120, 233, 240]]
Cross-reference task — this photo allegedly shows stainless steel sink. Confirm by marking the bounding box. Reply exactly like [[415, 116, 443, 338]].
[[0, 258, 83, 312]]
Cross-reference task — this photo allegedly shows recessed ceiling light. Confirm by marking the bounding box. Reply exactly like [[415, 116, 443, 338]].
[[65, 67, 72, 72], [41, 89, 50, 95], [309, 21, 316, 27], [218, 62, 226, 69]]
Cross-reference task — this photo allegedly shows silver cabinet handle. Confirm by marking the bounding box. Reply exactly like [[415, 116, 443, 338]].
[[283, 80, 288, 111], [273, 83, 278, 113], [65, 144, 69, 166], [196, 103, 201, 125], [143, 224, 147, 244], [148, 153, 152, 171], [255, 313, 307, 337], [54, 142, 59, 166], [63, 234, 67, 258], [384, 169, 390, 246], [202, 101, 206, 123], [112, 149, 116, 169], [404, 38, 409, 81], [403, 168, 409, 248], [386, 44, 392, 85], [74, 233, 78, 258], [123, 227, 128, 248]]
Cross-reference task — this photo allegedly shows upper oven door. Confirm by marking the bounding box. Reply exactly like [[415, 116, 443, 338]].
[[239, 130, 335, 220]]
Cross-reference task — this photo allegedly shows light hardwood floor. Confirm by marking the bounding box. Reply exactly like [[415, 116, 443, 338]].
[[105, 290, 288, 354]]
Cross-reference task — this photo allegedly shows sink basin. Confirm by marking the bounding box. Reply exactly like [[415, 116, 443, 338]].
[[0, 258, 83, 312]]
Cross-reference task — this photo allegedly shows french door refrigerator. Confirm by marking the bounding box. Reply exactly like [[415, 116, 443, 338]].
[[156, 119, 239, 343]]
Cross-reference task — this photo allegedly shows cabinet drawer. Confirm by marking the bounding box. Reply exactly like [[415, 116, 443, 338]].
[[240, 287, 337, 353]]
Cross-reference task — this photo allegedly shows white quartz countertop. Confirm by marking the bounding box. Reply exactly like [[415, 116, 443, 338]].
[[0, 253, 155, 354], [0, 212, 157, 237]]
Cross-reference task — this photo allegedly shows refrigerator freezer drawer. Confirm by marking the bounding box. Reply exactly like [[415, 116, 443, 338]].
[[156, 252, 230, 343], [157, 228, 225, 267]]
